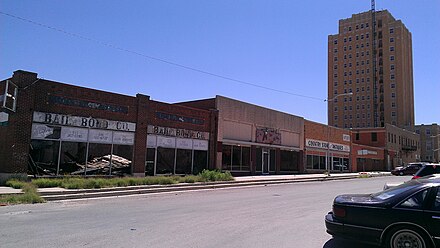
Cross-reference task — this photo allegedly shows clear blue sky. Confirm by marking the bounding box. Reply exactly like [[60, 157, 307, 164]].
[[1, 0, 439, 125]]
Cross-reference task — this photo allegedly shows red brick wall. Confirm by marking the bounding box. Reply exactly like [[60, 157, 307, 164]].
[[351, 144, 385, 172]]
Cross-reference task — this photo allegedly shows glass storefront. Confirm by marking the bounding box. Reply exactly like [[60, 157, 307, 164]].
[[146, 134, 208, 175], [306, 153, 349, 171], [29, 122, 135, 176], [280, 150, 299, 172], [222, 145, 251, 172]]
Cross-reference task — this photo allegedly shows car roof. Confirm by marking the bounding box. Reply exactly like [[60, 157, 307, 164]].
[[416, 174, 440, 184]]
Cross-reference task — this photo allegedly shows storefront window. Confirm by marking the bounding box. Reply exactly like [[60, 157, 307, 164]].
[[145, 148, 155, 176], [60, 142, 87, 175], [111, 145, 133, 176], [256, 148, 262, 172], [241, 147, 251, 171], [280, 150, 298, 172], [86, 143, 112, 175], [222, 145, 232, 171], [175, 149, 192, 174], [29, 140, 60, 176], [193, 150, 207, 175], [320, 156, 326, 170], [313, 155, 320, 169], [156, 147, 175, 174], [306, 155, 313, 169], [270, 150, 276, 172], [232, 146, 241, 171]]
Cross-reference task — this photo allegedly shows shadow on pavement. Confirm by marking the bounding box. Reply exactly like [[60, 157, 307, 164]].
[[323, 238, 380, 248]]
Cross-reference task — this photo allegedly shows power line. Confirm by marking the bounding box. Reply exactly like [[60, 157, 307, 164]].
[[0, 11, 325, 101]]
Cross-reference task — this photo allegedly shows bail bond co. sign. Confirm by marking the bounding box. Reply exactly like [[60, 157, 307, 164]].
[[33, 111, 136, 132], [306, 138, 350, 152]]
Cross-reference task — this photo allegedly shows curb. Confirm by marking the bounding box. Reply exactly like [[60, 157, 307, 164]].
[[40, 174, 376, 201]]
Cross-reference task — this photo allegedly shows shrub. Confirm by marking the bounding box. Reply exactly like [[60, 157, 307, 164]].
[[6, 179, 27, 189], [198, 169, 234, 182]]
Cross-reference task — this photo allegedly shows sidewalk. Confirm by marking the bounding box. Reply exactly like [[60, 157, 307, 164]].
[[0, 172, 391, 201]]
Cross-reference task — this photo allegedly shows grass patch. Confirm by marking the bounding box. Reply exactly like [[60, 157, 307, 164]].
[[30, 170, 234, 189], [0, 181, 45, 205]]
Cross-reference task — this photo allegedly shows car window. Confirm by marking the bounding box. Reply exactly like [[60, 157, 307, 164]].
[[371, 182, 420, 200], [433, 187, 440, 211], [397, 189, 428, 209], [416, 165, 440, 177]]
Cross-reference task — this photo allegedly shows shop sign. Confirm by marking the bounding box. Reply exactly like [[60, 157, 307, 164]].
[[157, 136, 176, 148], [31, 124, 61, 139], [61, 127, 88, 142], [147, 125, 208, 140], [113, 132, 135, 145], [176, 138, 193, 149], [256, 127, 281, 145], [193, 140, 209, 151], [49, 95, 129, 114], [156, 112, 204, 125], [146, 135, 157, 148], [33, 111, 136, 132], [357, 149, 378, 155], [88, 129, 113, 143], [306, 138, 350, 152], [343, 134, 351, 142]]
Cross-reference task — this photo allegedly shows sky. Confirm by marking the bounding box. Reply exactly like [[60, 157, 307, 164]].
[[1, 0, 439, 125]]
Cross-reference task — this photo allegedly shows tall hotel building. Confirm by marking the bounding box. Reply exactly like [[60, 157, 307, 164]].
[[328, 10, 414, 130]]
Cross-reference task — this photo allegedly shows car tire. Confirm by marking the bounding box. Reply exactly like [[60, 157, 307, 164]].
[[399, 172, 404, 176], [386, 226, 432, 248]]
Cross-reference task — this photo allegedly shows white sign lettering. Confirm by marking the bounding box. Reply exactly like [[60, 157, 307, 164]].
[[193, 140, 209, 151], [33, 111, 136, 132], [89, 129, 113, 143], [61, 127, 88, 142], [157, 136, 176, 148], [176, 138, 193, 149], [306, 139, 350, 152], [113, 132, 135, 145]]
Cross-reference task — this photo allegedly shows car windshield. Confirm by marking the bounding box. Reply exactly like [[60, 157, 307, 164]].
[[371, 180, 420, 200]]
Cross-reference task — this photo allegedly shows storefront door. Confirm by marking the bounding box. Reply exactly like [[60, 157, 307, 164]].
[[262, 150, 269, 174]]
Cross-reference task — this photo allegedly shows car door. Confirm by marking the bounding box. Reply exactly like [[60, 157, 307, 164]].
[[426, 186, 440, 242]]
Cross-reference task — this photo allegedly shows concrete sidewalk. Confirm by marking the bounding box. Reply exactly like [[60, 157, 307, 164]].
[[0, 172, 391, 201]]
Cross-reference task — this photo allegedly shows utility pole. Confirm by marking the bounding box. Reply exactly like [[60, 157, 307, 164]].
[[371, 0, 378, 127]]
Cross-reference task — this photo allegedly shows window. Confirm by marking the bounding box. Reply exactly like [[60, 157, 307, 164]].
[[389, 28, 394, 34], [391, 83, 395, 88], [426, 129, 431, 135], [391, 74, 395, 80], [348, 37, 352, 42], [348, 27, 352, 31], [390, 37, 394, 42], [371, 132, 377, 142], [390, 64, 395, 70], [334, 48, 338, 53], [391, 92, 396, 98], [334, 81, 338, 86], [390, 46, 394, 52], [334, 40, 338, 45], [398, 189, 429, 210], [392, 112, 396, 117], [344, 37, 347, 43], [365, 23, 369, 28], [433, 188, 440, 211], [355, 133, 360, 140], [334, 57, 338, 62]]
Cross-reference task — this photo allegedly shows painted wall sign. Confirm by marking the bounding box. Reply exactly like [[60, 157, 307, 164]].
[[193, 140, 209, 151], [357, 149, 378, 155], [49, 95, 129, 114], [61, 127, 88, 142], [113, 132, 135, 145], [147, 125, 209, 140], [31, 124, 61, 140], [256, 127, 281, 145], [306, 138, 350, 152], [146, 135, 157, 148], [176, 138, 193, 150], [33, 112, 136, 132], [156, 112, 204, 125], [157, 136, 176, 148], [88, 129, 113, 143]]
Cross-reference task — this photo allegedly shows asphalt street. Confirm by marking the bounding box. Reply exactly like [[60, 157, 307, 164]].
[[0, 175, 411, 248]]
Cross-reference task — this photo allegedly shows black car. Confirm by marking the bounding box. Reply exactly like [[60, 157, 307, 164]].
[[391, 163, 423, 176], [413, 163, 440, 179], [325, 176, 440, 248]]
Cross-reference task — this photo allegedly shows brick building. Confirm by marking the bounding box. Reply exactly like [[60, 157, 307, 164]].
[[0, 70, 215, 181], [328, 10, 414, 130], [351, 124, 420, 169], [179, 96, 304, 175], [304, 120, 351, 173], [415, 124, 440, 162]]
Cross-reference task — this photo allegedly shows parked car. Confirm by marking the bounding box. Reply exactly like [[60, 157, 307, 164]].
[[391, 163, 423, 176], [412, 163, 440, 179], [325, 176, 440, 248]]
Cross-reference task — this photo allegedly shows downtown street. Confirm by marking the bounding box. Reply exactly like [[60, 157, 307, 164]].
[[0, 176, 410, 248]]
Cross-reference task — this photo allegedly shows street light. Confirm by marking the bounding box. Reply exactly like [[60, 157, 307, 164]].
[[325, 92, 353, 176]]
